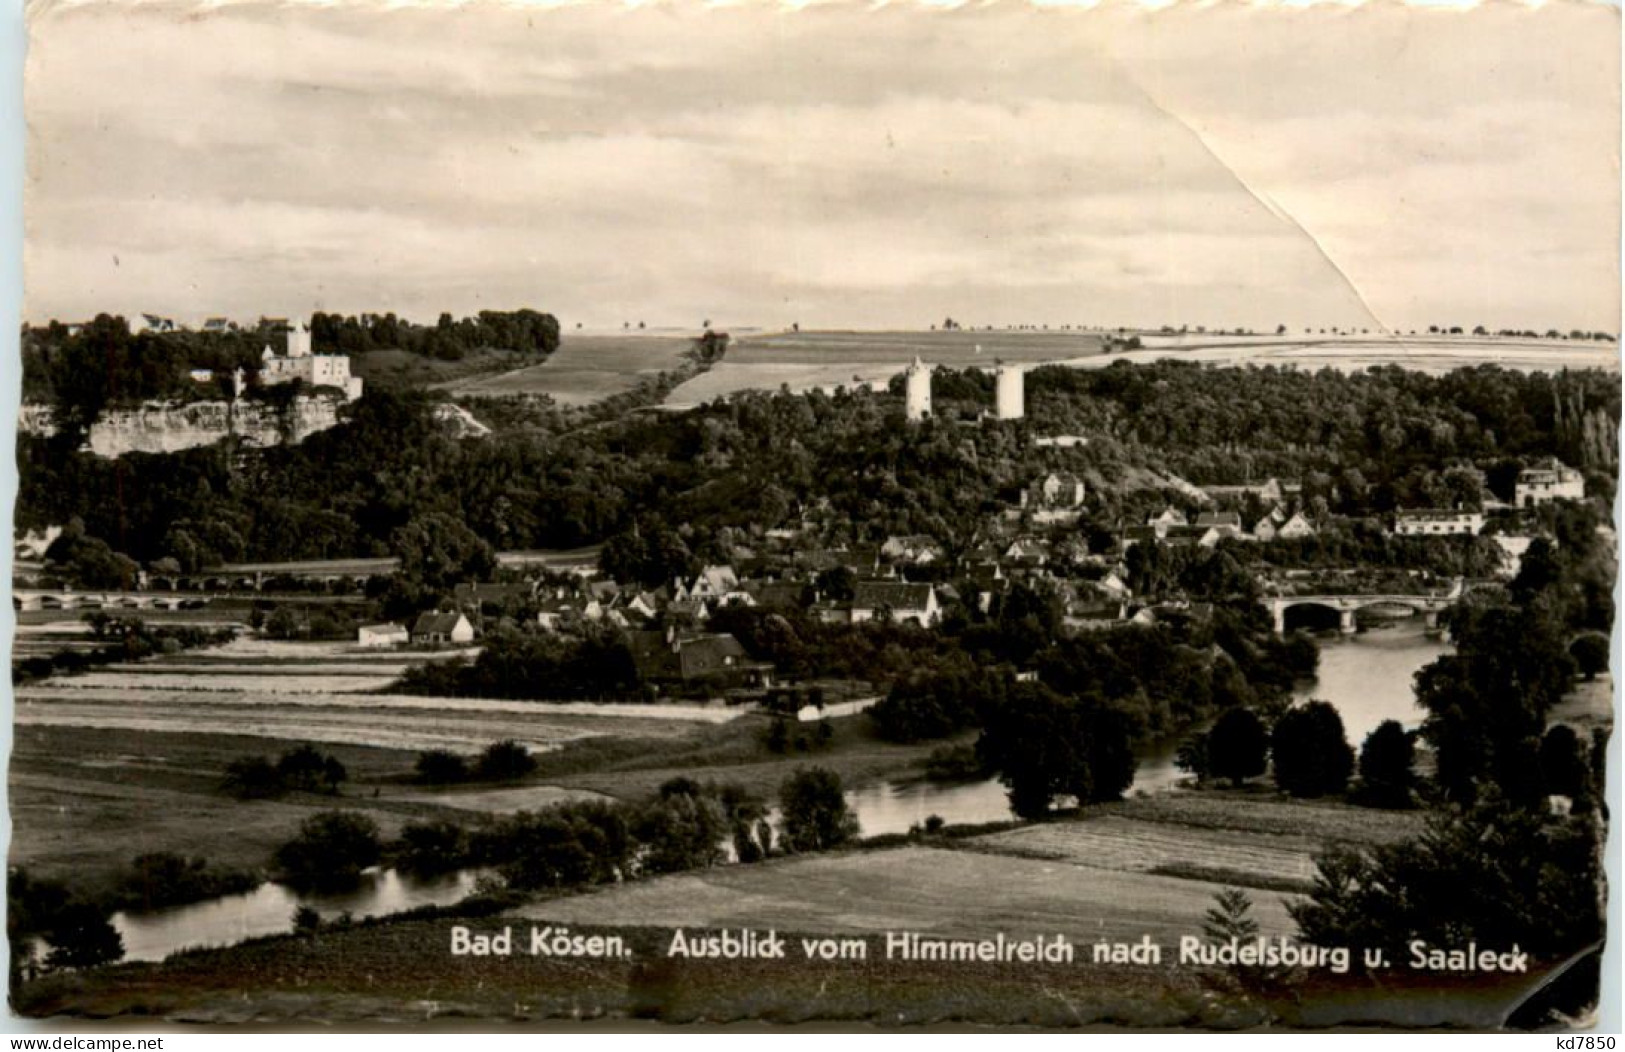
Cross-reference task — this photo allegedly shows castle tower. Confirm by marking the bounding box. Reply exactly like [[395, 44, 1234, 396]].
[[285, 327, 312, 359], [905, 356, 932, 421], [995, 362, 1025, 420]]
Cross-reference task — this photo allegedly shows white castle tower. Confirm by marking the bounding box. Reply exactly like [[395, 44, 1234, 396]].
[[284, 327, 312, 358], [995, 362, 1025, 420], [905, 356, 932, 421]]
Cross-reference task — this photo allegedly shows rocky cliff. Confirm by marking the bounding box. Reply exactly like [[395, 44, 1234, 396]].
[[17, 396, 345, 457]]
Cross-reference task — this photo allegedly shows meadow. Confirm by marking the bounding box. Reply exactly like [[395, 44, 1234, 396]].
[[444, 334, 695, 404]]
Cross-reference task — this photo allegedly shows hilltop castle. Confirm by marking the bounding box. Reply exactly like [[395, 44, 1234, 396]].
[[257, 327, 364, 401]]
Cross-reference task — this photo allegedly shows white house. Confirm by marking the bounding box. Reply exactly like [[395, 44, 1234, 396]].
[[1276, 512, 1317, 540], [1394, 509, 1484, 536], [849, 582, 940, 627], [357, 623, 408, 648], [1515, 458, 1585, 507]]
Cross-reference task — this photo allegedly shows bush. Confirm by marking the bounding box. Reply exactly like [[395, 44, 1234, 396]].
[[113, 852, 256, 913], [275, 811, 382, 890], [414, 749, 471, 785], [397, 820, 471, 875], [220, 756, 283, 800], [777, 767, 860, 852], [475, 740, 536, 782]]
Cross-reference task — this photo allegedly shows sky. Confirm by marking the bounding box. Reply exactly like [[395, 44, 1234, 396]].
[[21, 0, 1622, 334]]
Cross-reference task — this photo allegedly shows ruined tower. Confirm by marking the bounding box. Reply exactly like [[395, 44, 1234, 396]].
[[995, 362, 1025, 420], [905, 356, 932, 420]]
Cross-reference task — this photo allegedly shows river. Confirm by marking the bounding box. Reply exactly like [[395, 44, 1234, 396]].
[[840, 621, 1449, 838], [96, 623, 1447, 963]]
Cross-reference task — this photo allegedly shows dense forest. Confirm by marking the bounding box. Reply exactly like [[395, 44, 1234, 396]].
[[17, 360, 1618, 583]]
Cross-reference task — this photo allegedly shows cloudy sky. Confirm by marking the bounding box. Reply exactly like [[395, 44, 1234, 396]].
[[22, 1, 1621, 333]]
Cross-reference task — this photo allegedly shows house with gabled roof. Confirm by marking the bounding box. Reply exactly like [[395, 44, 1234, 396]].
[[411, 611, 474, 645], [850, 581, 940, 626]]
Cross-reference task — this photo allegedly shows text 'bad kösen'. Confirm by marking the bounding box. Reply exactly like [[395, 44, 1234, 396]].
[[449, 926, 1530, 974]]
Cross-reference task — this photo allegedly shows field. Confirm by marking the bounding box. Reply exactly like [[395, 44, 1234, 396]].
[[7, 623, 960, 902], [1068, 333, 1620, 376], [6, 629, 761, 891], [443, 334, 695, 404], [520, 790, 1421, 941], [418, 329, 1616, 411], [664, 329, 1107, 408]]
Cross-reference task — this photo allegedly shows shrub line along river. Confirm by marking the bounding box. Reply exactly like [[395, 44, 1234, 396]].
[[98, 622, 1449, 963]]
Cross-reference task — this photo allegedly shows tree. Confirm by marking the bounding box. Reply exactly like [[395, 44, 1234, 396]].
[[1174, 733, 1210, 781], [1569, 632, 1609, 680], [220, 755, 283, 799], [976, 684, 1135, 817], [1289, 794, 1602, 966], [390, 512, 496, 591], [777, 767, 859, 852], [1418, 597, 1574, 806], [1539, 724, 1587, 800], [275, 744, 347, 794], [275, 811, 382, 889], [1270, 701, 1354, 797], [634, 780, 731, 875], [43, 903, 124, 970], [1207, 708, 1268, 787], [1356, 720, 1416, 808]]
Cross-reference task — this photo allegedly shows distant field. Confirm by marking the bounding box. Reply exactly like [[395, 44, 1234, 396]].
[[1068, 334, 1619, 375], [444, 335, 694, 404], [665, 330, 1107, 408]]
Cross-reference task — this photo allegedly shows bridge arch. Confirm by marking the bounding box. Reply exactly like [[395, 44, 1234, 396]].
[[1275, 600, 1356, 635]]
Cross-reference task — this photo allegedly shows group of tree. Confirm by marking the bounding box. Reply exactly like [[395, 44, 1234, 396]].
[[220, 744, 348, 800], [412, 740, 537, 785], [1290, 793, 1602, 969], [14, 613, 234, 686], [388, 767, 853, 892], [1182, 703, 1406, 804], [308, 308, 560, 363]]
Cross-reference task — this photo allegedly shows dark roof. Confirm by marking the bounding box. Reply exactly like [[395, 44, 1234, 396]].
[[1195, 512, 1242, 528], [453, 582, 532, 604], [412, 612, 467, 636], [676, 634, 751, 679], [852, 582, 934, 611], [748, 581, 811, 609]]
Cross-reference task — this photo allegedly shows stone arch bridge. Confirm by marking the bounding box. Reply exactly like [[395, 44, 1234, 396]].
[[1266, 580, 1464, 635]]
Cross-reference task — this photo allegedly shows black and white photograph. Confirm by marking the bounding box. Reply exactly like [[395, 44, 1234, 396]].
[[6, 0, 1620, 1032]]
